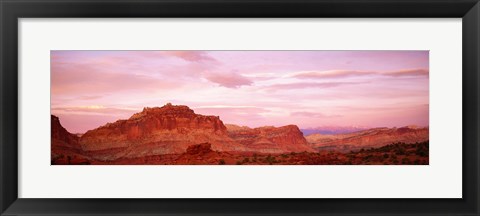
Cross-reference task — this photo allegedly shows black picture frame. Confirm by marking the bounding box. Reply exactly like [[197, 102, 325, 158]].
[[1, 0, 479, 215]]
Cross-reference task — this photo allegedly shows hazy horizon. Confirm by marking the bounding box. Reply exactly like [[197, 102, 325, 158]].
[[53, 102, 430, 134], [51, 50, 429, 133]]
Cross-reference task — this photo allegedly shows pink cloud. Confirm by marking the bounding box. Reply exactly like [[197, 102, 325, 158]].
[[291, 70, 375, 79], [51, 63, 180, 95], [195, 106, 269, 114], [263, 82, 363, 91], [290, 68, 429, 79], [51, 51, 429, 132], [51, 106, 137, 116], [168, 51, 216, 62], [383, 69, 429, 77], [76, 95, 104, 100], [290, 111, 342, 118], [204, 71, 253, 88]]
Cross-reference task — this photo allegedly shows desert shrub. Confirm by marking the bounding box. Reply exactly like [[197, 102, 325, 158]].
[[242, 157, 250, 163], [417, 151, 427, 157], [218, 159, 225, 165], [266, 155, 277, 165], [383, 153, 389, 159], [266, 155, 273, 164], [251, 153, 258, 162], [402, 158, 411, 164], [364, 154, 373, 161], [416, 144, 428, 157], [281, 154, 288, 158], [236, 161, 242, 165], [395, 147, 406, 155]]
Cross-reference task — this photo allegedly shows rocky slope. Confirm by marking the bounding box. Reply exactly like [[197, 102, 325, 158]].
[[226, 124, 314, 153], [306, 126, 429, 152], [51, 115, 91, 164], [51, 115, 81, 150]]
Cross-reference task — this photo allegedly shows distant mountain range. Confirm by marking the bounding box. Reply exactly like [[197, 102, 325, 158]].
[[301, 126, 370, 135], [306, 126, 429, 152]]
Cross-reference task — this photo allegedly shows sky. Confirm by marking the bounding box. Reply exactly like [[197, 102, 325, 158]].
[[51, 50, 429, 134]]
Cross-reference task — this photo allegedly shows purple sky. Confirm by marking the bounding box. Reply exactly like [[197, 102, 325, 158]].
[[51, 51, 429, 133]]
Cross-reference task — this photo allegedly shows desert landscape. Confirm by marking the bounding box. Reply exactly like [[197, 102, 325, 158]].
[[51, 50, 429, 165], [51, 103, 429, 165]]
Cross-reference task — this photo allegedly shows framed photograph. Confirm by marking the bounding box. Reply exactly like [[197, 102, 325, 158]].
[[1, 0, 479, 215]]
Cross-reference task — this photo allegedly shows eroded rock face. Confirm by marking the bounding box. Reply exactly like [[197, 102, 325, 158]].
[[80, 104, 245, 159], [51, 115, 81, 150], [51, 115, 91, 164], [306, 126, 429, 152], [185, 143, 214, 155], [174, 143, 228, 165], [226, 124, 314, 153]]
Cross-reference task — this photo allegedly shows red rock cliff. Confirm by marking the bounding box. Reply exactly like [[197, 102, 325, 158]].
[[226, 124, 314, 153], [51, 115, 81, 150], [51, 115, 91, 164], [80, 103, 245, 159]]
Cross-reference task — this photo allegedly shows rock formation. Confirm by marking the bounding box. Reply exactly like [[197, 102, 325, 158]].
[[226, 124, 314, 153], [80, 103, 245, 159], [51, 115, 90, 164], [51, 115, 81, 150], [185, 142, 214, 155], [51, 105, 430, 164]]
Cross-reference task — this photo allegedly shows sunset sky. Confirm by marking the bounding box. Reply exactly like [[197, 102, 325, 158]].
[[51, 51, 429, 133]]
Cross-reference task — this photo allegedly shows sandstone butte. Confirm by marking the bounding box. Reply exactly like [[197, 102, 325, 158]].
[[55, 103, 314, 161], [225, 124, 313, 153]]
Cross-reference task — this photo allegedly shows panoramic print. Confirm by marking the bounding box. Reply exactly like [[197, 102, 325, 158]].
[[51, 51, 429, 165]]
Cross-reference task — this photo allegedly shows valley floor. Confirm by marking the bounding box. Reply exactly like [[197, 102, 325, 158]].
[[52, 141, 429, 165]]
